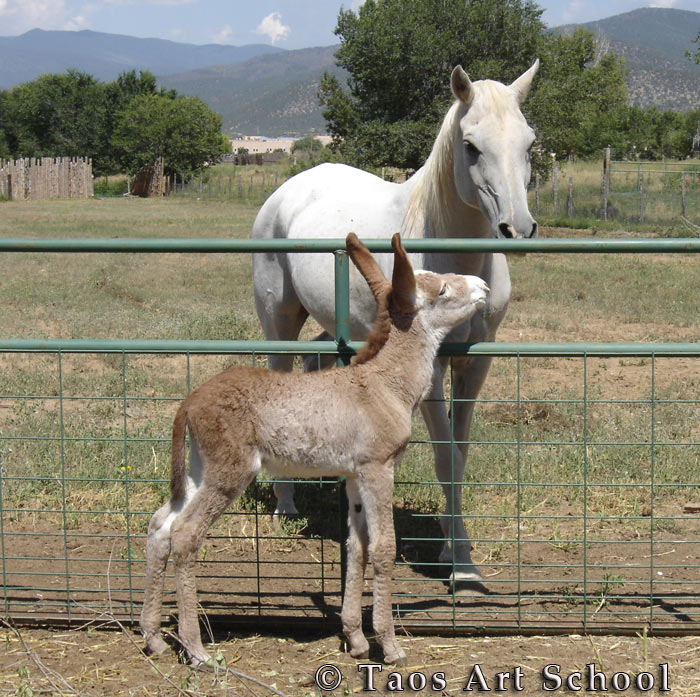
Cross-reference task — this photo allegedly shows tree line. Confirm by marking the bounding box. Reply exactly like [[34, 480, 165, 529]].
[[319, 0, 700, 173], [0, 69, 231, 178]]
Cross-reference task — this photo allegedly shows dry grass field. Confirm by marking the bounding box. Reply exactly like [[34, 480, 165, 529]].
[[0, 194, 698, 696]]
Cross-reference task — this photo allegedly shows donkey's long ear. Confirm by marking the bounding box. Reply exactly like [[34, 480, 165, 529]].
[[509, 59, 539, 104], [390, 233, 417, 314], [346, 233, 391, 302]]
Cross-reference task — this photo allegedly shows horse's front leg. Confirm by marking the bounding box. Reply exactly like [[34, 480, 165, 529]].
[[420, 358, 485, 584]]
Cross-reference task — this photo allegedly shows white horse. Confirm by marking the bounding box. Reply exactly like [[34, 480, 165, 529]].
[[251, 61, 539, 583]]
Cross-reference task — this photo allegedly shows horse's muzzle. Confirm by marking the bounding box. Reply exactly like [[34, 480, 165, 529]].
[[498, 221, 538, 239]]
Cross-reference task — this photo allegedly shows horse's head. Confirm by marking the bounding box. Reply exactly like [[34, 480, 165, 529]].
[[451, 61, 539, 240]]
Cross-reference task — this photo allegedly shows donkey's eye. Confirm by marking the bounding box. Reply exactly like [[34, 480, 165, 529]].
[[439, 283, 448, 296]]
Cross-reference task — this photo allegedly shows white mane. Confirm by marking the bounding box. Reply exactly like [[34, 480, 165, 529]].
[[402, 80, 516, 239]]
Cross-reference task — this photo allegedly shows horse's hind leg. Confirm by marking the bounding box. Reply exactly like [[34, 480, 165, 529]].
[[253, 259, 309, 518], [140, 500, 178, 655]]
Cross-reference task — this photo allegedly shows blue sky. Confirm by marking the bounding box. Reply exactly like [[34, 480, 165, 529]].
[[0, 0, 698, 48]]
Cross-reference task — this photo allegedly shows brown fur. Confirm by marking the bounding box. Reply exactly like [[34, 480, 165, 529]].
[[140, 233, 487, 667]]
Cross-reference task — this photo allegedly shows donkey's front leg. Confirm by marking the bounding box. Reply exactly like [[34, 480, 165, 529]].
[[340, 478, 370, 658], [359, 464, 406, 665]]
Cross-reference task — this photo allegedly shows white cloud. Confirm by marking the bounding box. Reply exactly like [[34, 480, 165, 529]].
[[212, 23, 232, 44], [255, 11, 290, 45], [105, 0, 194, 4], [0, 0, 89, 34], [648, 0, 677, 7]]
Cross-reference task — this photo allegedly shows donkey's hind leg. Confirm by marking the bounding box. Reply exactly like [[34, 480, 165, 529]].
[[170, 485, 237, 667], [140, 500, 179, 655]]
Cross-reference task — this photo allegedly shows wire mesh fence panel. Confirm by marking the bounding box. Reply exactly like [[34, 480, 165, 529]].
[[1, 236, 698, 637], [1, 345, 698, 635], [528, 160, 700, 227]]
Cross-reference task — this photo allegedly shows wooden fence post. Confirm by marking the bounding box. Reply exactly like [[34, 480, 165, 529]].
[[681, 172, 687, 218], [535, 172, 540, 215], [552, 162, 559, 212], [602, 146, 611, 221], [567, 176, 574, 217]]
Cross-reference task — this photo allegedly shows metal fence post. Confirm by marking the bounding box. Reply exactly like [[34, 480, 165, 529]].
[[334, 248, 351, 599], [334, 249, 352, 368]]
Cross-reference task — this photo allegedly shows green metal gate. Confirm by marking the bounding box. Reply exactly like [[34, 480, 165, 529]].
[[0, 237, 698, 636]]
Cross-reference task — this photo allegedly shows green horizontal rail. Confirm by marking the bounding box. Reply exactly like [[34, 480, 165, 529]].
[[1, 237, 699, 254], [0, 338, 698, 356]]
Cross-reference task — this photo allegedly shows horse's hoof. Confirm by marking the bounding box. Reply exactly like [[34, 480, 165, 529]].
[[446, 565, 484, 583], [450, 579, 490, 596]]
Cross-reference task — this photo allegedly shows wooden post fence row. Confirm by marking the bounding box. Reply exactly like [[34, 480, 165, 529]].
[[0, 157, 94, 200]]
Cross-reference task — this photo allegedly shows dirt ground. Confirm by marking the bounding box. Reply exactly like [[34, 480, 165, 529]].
[[3, 621, 700, 696], [2, 502, 699, 695], [2, 221, 698, 694]]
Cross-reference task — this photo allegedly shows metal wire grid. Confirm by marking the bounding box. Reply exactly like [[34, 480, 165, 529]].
[[0, 344, 698, 636], [0, 235, 698, 637]]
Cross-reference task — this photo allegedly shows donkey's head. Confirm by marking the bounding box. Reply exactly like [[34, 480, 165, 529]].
[[450, 61, 539, 240], [346, 233, 488, 354]]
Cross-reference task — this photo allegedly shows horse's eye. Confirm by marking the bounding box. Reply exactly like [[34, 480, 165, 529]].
[[465, 141, 480, 158], [439, 283, 447, 296]]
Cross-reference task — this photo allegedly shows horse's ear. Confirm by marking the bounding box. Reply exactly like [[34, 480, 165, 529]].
[[451, 65, 474, 105], [346, 233, 390, 302], [509, 59, 539, 104], [390, 233, 417, 313]]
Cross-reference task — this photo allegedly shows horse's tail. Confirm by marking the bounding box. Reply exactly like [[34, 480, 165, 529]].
[[170, 403, 188, 501]]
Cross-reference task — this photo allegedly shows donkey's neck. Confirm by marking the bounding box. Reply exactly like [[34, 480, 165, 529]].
[[359, 316, 441, 409]]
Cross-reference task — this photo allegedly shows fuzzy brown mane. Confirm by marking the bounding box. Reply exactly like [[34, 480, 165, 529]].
[[352, 290, 392, 365]]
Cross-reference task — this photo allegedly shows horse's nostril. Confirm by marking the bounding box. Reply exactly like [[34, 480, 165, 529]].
[[530, 222, 538, 238], [498, 223, 514, 239]]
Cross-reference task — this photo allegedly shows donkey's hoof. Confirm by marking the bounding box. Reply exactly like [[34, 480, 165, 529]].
[[383, 648, 407, 666], [144, 634, 169, 656], [185, 648, 213, 669], [346, 631, 370, 658]]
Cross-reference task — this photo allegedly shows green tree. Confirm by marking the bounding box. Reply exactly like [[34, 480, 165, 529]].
[[96, 70, 173, 175], [686, 26, 699, 64], [320, 0, 544, 168], [5, 70, 106, 161], [524, 28, 628, 161], [111, 93, 230, 176], [291, 135, 323, 155], [320, 1, 629, 171], [0, 91, 11, 160]]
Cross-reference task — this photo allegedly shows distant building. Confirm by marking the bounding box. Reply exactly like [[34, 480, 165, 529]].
[[229, 135, 333, 156]]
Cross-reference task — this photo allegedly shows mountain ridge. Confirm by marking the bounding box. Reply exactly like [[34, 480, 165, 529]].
[[0, 28, 284, 89], [1, 7, 698, 136]]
